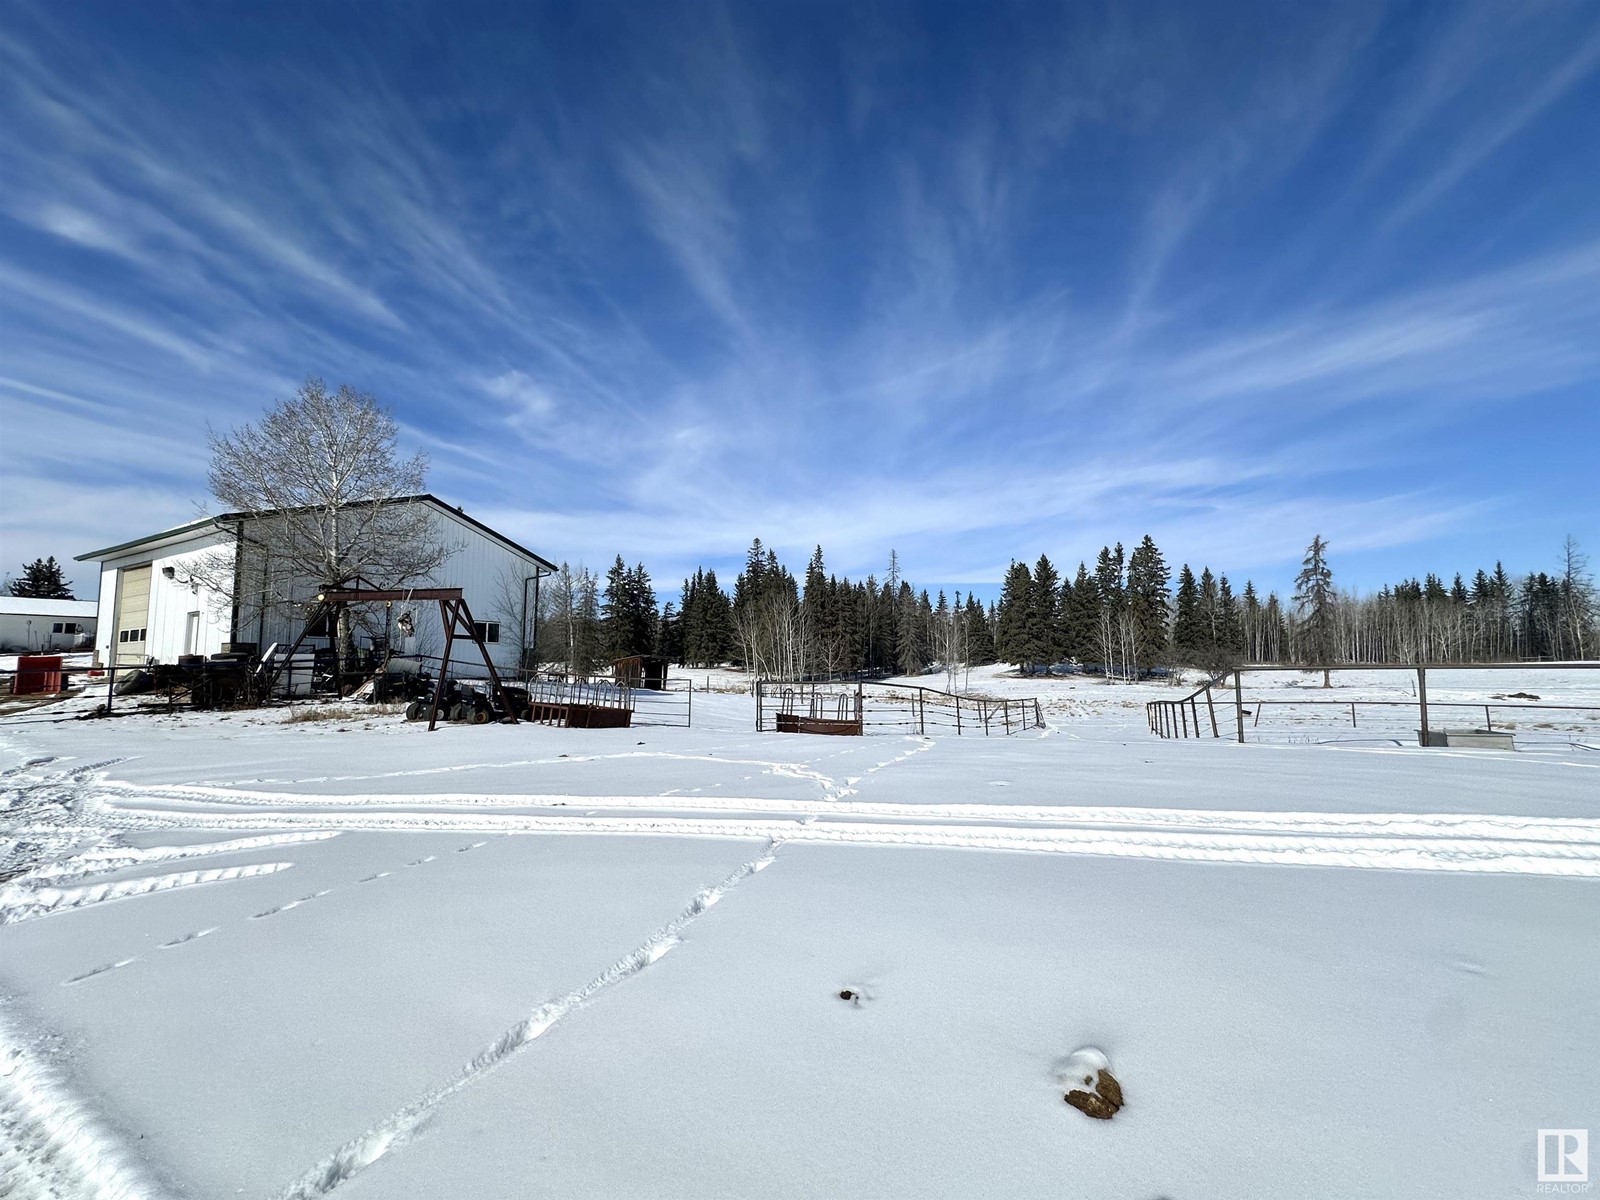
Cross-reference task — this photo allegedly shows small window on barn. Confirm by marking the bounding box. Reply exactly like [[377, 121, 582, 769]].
[[473, 622, 500, 644], [52, 622, 64, 633]]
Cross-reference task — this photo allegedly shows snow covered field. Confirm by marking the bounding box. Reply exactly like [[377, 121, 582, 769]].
[[2, 670, 1597, 1198]]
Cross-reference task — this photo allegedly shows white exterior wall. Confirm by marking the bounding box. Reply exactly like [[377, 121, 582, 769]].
[[426, 505, 544, 673], [93, 530, 236, 666], [0, 606, 97, 653], [85, 502, 545, 675]]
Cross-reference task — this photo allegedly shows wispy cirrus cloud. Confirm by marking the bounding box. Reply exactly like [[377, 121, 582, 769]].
[[1, 2, 1595, 599]]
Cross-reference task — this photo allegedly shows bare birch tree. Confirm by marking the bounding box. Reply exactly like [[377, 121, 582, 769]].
[[198, 378, 454, 661]]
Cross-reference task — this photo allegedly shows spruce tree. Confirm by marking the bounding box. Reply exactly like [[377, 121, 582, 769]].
[[1172, 565, 1201, 663], [1125, 535, 1171, 673], [896, 582, 925, 675], [1293, 535, 1337, 685], [1218, 575, 1245, 658], [964, 593, 996, 665], [1025, 555, 1062, 669], [994, 560, 1033, 667], [8, 556, 74, 599], [1064, 563, 1099, 664]]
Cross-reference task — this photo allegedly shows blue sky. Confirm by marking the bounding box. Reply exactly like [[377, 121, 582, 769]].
[[2, 1, 1597, 603]]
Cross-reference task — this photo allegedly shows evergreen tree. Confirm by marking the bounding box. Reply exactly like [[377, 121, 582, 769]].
[[1063, 563, 1099, 663], [1024, 554, 1062, 669], [1241, 580, 1262, 661], [994, 560, 1033, 667], [896, 582, 926, 674], [1171, 565, 1201, 662], [1217, 575, 1245, 658], [603, 556, 657, 660], [1293, 535, 1337, 685], [657, 601, 683, 662], [572, 567, 604, 674], [1125, 535, 1171, 673], [964, 593, 996, 665], [8, 556, 74, 599]]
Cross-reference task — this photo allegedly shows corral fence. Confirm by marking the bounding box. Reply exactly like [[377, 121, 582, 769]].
[[1146, 662, 1600, 744], [515, 668, 693, 729], [756, 678, 1044, 737]]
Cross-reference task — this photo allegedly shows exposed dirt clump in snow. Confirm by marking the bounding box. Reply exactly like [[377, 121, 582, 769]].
[[1064, 1069, 1124, 1119], [1058, 1047, 1123, 1120]]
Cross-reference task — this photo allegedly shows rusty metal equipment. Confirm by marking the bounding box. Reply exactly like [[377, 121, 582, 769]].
[[264, 586, 517, 731]]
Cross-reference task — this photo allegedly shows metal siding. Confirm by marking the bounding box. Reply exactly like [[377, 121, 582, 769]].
[[82, 504, 544, 674]]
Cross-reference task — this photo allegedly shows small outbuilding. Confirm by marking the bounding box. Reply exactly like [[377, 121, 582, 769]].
[[0, 597, 98, 653], [613, 654, 670, 691]]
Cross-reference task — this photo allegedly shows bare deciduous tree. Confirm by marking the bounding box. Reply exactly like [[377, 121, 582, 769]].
[[198, 378, 455, 660]]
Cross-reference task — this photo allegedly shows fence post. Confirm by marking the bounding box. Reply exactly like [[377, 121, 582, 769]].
[[1233, 669, 1244, 744], [1417, 666, 1430, 746], [1351, 701, 1357, 728], [1180, 702, 1189, 738], [1206, 687, 1218, 738], [1484, 704, 1491, 731]]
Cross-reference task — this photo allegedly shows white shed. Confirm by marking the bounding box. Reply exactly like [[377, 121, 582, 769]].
[[0, 597, 99, 653], [74, 495, 557, 674]]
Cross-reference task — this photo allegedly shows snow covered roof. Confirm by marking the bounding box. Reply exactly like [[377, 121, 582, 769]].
[[0, 597, 98, 618]]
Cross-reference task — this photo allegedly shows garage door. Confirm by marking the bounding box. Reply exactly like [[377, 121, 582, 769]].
[[114, 564, 152, 664]]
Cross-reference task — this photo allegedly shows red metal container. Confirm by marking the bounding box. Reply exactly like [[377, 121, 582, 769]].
[[15, 655, 64, 695]]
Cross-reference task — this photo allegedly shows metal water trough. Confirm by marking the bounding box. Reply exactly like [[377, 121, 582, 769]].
[[1418, 728, 1516, 749], [775, 712, 864, 736]]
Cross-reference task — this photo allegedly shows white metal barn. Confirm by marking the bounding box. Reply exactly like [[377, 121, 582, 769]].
[[74, 495, 556, 672], [0, 597, 98, 653]]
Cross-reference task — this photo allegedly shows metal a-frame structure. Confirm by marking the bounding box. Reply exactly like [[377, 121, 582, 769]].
[[265, 585, 519, 731]]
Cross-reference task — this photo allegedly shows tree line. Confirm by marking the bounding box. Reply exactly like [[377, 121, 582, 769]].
[[531, 533, 1598, 680]]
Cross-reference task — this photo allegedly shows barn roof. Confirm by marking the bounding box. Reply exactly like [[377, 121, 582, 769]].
[[75, 494, 557, 572], [0, 597, 99, 618]]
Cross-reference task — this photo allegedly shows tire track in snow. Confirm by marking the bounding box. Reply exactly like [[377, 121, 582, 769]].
[[0, 862, 295, 926], [13, 831, 339, 888], [0, 1003, 169, 1200], [81, 804, 1600, 877], [271, 840, 781, 1199]]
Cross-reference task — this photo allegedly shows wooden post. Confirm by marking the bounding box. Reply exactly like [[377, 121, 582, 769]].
[[1417, 665, 1430, 746], [1206, 687, 1218, 738], [1233, 670, 1245, 744], [1484, 704, 1491, 732], [1350, 701, 1357, 728], [1180, 702, 1189, 738]]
